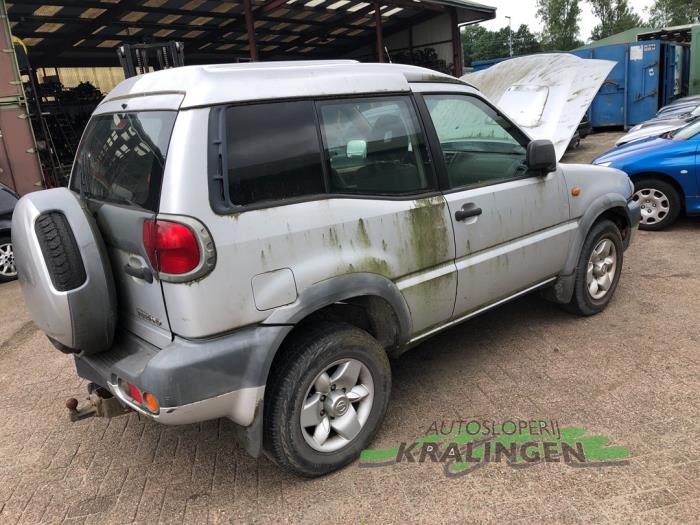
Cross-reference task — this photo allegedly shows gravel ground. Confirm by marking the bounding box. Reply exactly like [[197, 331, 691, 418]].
[[0, 132, 698, 524]]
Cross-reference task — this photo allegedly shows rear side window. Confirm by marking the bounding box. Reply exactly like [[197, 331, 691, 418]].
[[317, 97, 432, 195], [71, 111, 176, 212], [225, 101, 325, 206]]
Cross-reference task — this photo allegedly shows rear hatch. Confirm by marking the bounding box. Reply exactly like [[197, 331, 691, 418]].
[[70, 110, 178, 348]]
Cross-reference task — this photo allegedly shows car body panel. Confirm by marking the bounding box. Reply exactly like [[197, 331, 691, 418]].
[[461, 53, 615, 160], [159, 107, 457, 339], [444, 169, 572, 317], [594, 136, 700, 210], [100, 61, 461, 111], [616, 117, 697, 146], [0, 183, 18, 230], [656, 102, 699, 118]]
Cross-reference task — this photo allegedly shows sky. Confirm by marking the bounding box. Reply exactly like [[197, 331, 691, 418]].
[[478, 0, 655, 43]]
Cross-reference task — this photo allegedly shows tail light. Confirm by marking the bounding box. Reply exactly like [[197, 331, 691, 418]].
[[143, 219, 199, 274], [120, 380, 159, 414], [142, 217, 216, 282], [127, 382, 143, 404]]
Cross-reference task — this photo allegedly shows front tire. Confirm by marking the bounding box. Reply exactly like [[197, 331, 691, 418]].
[[564, 220, 623, 316], [633, 178, 680, 231], [264, 322, 391, 477], [0, 236, 17, 283]]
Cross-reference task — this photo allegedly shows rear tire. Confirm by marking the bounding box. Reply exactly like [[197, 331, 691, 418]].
[[633, 178, 681, 231], [563, 219, 623, 316], [0, 236, 17, 283], [264, 322, 391, 477]]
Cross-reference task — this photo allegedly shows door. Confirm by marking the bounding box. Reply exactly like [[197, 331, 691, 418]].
[[420, 93, 573, 319], [628, 42, 662, 126], [70, 110, 178, 348]]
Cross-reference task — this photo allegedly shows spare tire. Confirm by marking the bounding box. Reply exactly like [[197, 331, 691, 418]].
[[12, 188, 117, 355]]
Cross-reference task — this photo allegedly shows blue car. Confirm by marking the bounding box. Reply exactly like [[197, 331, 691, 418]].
[[593, 120, 700, 230]]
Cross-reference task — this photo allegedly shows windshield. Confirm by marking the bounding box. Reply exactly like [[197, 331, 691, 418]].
[[671, 119, 700, 140], [70, 111, 177, 211]]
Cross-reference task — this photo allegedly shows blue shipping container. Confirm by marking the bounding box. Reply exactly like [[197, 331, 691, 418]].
[[470, 57, 511, 71], [571, 41, 687, 128]]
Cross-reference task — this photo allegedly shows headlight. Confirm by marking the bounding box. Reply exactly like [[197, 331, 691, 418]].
[[595, 161, 613, 167]]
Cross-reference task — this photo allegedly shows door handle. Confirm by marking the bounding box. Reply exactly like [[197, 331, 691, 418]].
[[455, 205, 483, 222], [124, 263, 153, 283]]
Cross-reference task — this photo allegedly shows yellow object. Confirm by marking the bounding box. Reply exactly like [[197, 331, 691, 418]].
[[11, 35, 27, 54]]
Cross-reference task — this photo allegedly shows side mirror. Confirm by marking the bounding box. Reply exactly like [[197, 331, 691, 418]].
[[346, 139, 367, 159], [526, 139, 557, 173]]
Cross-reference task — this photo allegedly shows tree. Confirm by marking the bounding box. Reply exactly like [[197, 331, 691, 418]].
[[462, 24, 541, 65], [512, 25, 542, 55], [589, 0, 644, 41], [536, 0, 584, 51], [462, 25, 507, 64], [647, 0, 700, 27]]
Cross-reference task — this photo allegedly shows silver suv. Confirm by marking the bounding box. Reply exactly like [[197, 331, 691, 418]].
[[12, 61, 641, 477]]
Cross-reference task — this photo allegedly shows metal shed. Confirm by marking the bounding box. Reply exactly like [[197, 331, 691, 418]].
[[2, 0, 495, 194], [6, 0, 495, 76]]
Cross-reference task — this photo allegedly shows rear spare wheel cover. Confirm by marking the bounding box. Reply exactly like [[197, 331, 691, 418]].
[[12, 188, 117, 354]]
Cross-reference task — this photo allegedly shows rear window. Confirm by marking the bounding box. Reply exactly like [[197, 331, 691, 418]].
[[70, 111, 177, 212]]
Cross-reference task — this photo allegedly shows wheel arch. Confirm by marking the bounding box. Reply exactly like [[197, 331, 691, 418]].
[[261, 273, 411, 397], [263, 273, 412, 347], [0, 219, 11, 237], [544, 193, 629, 305], [249, 274, 410, 458]]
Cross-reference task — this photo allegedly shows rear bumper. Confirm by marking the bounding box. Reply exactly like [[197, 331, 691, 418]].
[[74, 324, 292, 428]]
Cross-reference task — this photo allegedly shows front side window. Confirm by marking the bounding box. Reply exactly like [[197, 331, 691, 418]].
[[317, 97, 432, 195], [225, 101, 325, 206], [424, 94, 529, 189], [71, 111, 176, 212]]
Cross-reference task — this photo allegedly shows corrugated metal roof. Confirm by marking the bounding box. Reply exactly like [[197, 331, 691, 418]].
[[7, 0, 495, 67]]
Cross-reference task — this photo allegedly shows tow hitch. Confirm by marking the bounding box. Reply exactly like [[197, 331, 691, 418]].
[[66, 383, 131, 422]]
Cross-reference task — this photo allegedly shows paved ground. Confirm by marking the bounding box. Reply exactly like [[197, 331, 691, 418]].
[[0, 132, 698, 524]]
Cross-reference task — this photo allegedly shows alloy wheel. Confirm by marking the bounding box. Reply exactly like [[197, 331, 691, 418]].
[[0, 242, 16, 279], [300, 358, 374, 452], [586, 238, 617, 300]]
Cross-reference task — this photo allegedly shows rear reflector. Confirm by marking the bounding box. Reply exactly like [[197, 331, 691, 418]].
[[144, 392, 160, 413], [143, 219, 200, 275]]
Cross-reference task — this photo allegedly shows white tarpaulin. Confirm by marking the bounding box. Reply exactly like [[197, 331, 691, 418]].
[[462, 54, 615, 160]]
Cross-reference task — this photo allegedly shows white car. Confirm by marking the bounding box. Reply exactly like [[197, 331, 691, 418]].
[[616, 107, 700, 146], [12, 61, 640, 477]]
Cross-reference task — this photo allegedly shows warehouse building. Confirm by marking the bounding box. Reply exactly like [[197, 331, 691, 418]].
[[1, 0, 495, 193]]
